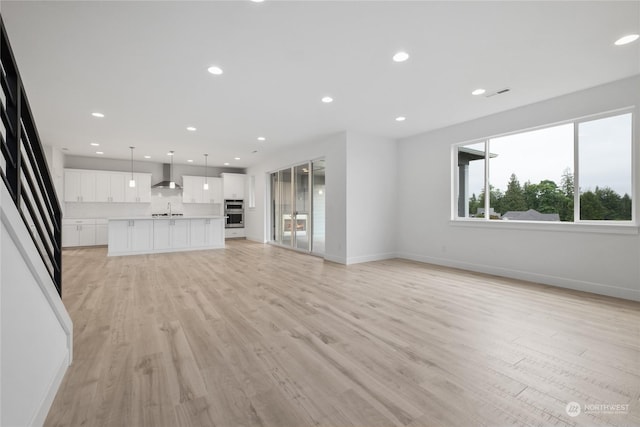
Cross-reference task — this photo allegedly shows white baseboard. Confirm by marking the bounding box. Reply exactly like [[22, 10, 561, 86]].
[[323, 254, 347, 264], [397, 251, 640, 302], [29, 352, 70, 427], [346, 252, 397, 265]]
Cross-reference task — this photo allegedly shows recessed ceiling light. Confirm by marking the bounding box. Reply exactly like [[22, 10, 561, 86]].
[[167, 152, 174, 156], [257, 136, 266, 141], [322, 96, 334, 103], [90, 142, 100, 146], [392, 51, 410, 62], [187, 159, 194, 163], [251, 0, 265, 3], [472, 88, 486, 96], [615, 34, 639, 46], [144, 155, 151, 159], [91, 112, 104, 118], [224, 162, 230, 166], [96, 151, 104, 155], [186, 126, 197, 131], [207, 66, 223, 75], [395, 116, 406, 122], [234, 157, 241, 160]]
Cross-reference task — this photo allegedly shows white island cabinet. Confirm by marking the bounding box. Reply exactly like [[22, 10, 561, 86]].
[[108, 216, 225, 256]]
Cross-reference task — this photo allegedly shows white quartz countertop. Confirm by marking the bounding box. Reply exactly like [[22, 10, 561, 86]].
[[108, 215, 225, 221]]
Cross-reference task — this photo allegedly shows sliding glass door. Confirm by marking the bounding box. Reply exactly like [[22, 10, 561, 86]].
[[270, 159, 325, 255]]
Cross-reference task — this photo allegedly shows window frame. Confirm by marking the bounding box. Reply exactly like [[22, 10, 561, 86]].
[[452, 107, 636, 229]]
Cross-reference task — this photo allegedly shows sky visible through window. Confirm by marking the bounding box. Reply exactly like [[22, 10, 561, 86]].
[[466, 114, 632, 197]]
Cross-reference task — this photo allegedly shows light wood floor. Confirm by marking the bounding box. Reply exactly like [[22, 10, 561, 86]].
[[46, 240, 640, 427]]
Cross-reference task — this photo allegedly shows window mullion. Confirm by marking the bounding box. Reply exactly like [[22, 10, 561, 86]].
[[573, 122, 580, 222], [485, 139, 490, 221]]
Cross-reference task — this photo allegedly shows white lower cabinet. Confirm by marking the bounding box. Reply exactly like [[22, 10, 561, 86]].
[[191, 218, 223, 247], [62, 218, 104, 247], [96, 220, 108, 245], [224, 228, 245, 239], [108, 219, 153, 255], [153, 219, 189, 250], [109, 217, 224, 256]]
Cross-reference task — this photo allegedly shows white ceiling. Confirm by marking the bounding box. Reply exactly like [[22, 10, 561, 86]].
[[2, 1, 639, 168]]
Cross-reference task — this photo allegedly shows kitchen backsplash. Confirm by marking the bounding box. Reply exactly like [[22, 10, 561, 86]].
[[64, 188, 222, 219]]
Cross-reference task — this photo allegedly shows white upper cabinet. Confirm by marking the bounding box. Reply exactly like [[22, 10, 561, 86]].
[[64, 169, 96, 202], [182, 176, 204, 204], [95, 172, 126, 202], [125, 173, 151, 203], [182, 176, 222, 204], [204, 177, 223, 204], [65, 169, 150, 204], [222, 173, 245, 200]]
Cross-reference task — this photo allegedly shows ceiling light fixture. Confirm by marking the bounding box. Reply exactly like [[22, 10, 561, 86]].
[[251, 0, 265, 3], [234, 157, 241, 160], [224, 162, 230, 166], [169, 150, 176, 189], [96, 151, 104, 155], [90, 142, 100, 146], [615, 34, 639, 45], [257, 136, 266, 141], [129, 146, 136, 188], [203, 153, 209, 190], [207, 66, 223, 75], [187, 159, 194, 163], [395, 116, 406, 122], [91, 112, 104, 118], [322, 96, 334, 103], [392, 51, 410, 62], [144, 155, 151, 159], [186, 126, 197, 132], [472, 88, 486, 96], [167, 152, 174, 156]]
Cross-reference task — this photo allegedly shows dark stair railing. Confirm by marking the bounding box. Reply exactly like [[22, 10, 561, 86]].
[[1, 16, 63, 295]]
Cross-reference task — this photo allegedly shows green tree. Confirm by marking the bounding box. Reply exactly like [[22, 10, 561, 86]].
[[500, 173, 527, 213], [595, 187, 622, 220], [620, 194, 632, 220], [523, 181, 539, 211], [536, 180, 563, 214], [580, 190, 604, 220], [478, 185, 503, 217], [560, 168, 574, 198], [468, 193, 480, 215]]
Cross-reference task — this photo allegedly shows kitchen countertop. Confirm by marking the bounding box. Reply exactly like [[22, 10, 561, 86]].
[[108, 215, 225, 221]]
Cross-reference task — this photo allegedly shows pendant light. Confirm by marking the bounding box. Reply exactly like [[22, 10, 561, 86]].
[[128, 146, 136, 188], [203, 153, 209, 190], [169, 150, 175, 189]]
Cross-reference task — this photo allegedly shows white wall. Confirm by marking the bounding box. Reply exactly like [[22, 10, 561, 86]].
[[345, 132, 397, 263], [1, 182, 73, 426], [396, 75, 640, 301], [246, 131, 398, 265], [245, 132, 348, 263]]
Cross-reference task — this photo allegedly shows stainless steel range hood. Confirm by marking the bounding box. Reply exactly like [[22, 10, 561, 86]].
[[152, 164, 181, 189]]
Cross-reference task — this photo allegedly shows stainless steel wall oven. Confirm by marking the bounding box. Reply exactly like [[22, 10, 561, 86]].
[[224, 199, 244, 228]]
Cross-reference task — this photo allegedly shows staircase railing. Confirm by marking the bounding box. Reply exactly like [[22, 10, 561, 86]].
[[1, 16, 63, 295]]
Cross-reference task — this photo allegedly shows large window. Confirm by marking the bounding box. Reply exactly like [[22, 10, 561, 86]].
[[455, 111, 634, 223]]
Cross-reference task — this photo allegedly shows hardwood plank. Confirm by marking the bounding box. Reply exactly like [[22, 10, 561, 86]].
[[46, 242, 640, 427]]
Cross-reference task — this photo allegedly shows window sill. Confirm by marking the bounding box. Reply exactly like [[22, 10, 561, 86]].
[[449, 219, 639, 235]]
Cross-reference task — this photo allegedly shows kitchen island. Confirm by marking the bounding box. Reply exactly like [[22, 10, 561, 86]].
[[108, 216, 224, 256]]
